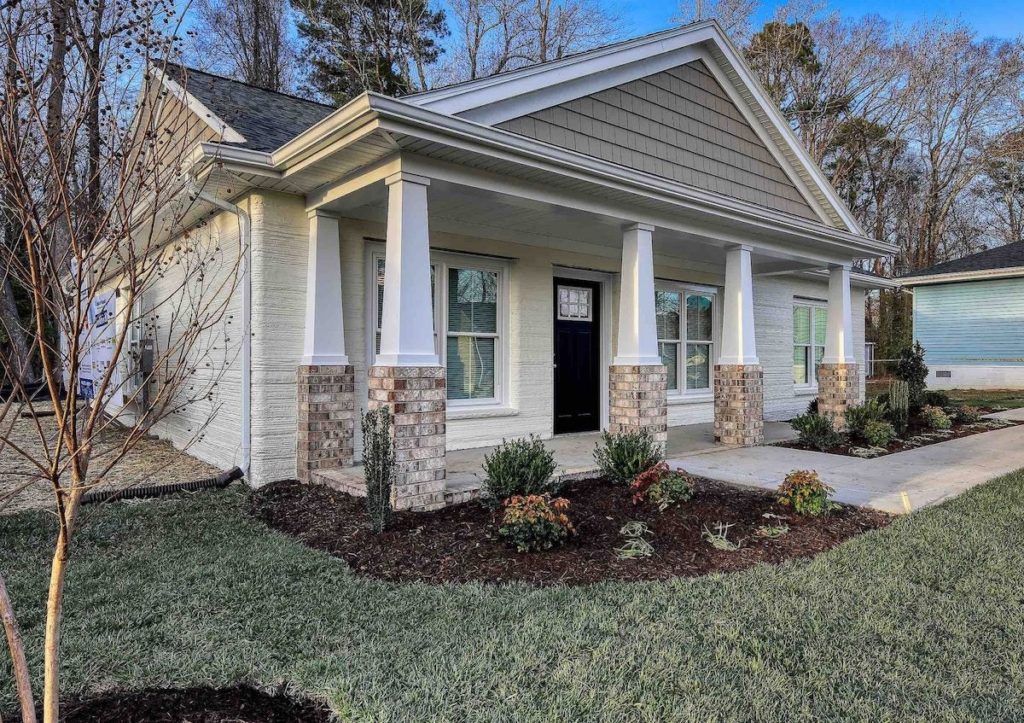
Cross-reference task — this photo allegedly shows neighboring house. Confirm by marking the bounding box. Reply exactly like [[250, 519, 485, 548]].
[[901, 242, 1024, 390], [112, 21, 894, 510]]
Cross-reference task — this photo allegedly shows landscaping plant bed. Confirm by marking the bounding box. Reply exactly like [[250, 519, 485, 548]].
[[779, 417, 1020, 458], [250, 478, 889, 586], [6, 685, 332, 723]]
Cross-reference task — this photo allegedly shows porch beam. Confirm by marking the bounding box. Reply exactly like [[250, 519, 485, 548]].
[[613, 223, 661, 366], [376, 171, 439, 367], [302, 211, 348, 365]]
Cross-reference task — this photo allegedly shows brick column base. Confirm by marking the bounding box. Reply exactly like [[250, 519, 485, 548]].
[[817, 362, 859, 430], [714, 364, 764, 446], [297, 365, 355, 483], [608, 364, 668, 447], [368, 366, 446, 511]]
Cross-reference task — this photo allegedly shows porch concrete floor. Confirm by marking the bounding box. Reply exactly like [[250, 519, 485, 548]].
[[671, 409, 1024, 515], [446, 421, 798, 496]]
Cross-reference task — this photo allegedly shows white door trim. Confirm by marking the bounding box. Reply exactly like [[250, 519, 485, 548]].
[[553, 265, 613, 432]]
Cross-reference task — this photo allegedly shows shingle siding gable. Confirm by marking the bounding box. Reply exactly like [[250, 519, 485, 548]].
[[497, 60, 817, 220]]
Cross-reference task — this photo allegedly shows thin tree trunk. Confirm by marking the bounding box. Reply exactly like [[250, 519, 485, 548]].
[[0, 573, 36, 723]]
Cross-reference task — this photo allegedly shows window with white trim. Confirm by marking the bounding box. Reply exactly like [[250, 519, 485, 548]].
[[371, 249, 506, 405], [656, 286, 716, 394], [793, 302, 827, 386]]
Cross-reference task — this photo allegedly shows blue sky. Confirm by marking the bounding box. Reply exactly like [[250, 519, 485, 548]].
[[626, 0, 1024, 40]]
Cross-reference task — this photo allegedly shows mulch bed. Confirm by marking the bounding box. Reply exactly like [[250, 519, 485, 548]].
[[250, 478, 889, 586], [7, 685, 332, 722], [778, 416, 1021, 458]]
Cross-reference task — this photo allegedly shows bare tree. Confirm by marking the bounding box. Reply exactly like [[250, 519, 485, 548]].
[[0, 2, 245, 721], [439, 0, 619, 84], [188, 0, 297, 92], [673, 0, 759, 40]]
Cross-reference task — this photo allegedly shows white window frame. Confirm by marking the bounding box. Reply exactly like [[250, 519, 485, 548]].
[[368, 244, 510, 409], [655, 281, 719, 399], [793, 299, 827, 390]]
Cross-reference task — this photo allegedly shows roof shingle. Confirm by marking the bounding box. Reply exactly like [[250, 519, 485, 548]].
[[163, 63, 335, 152], [902, 242, 1024, 280]]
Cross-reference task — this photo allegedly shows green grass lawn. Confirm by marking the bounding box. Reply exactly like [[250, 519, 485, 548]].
[[3, 474, 1024, 721]]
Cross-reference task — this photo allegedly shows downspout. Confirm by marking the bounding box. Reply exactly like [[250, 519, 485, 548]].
[[188, 181, 252, 477]]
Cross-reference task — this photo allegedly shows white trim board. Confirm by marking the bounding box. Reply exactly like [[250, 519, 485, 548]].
[[149, 66, 247, 145]]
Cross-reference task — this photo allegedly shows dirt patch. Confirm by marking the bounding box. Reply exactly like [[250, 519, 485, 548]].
[[779, 417, 1021, 458], [250, 478, 889, 586], [5, 685, 331, 722]]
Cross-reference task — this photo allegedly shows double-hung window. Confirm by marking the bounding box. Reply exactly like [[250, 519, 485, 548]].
[[371, 248, 505, 406], [656, 286, 716, 395], [793, 301, 827, 386]]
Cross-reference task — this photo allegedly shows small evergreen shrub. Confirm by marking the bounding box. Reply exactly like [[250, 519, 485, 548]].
[[791, 412, 842, 451], [922, 390, 951, 409], [629, 462, 694, 511], [895, 342, 929, 407], [920, 405, 952, 430], [361, 406, 395, 534], [956, 405, 982, 424], [777, 470, 836, 517], [482, 435, 558, 502], [806, 398, 819, 415], [593, 429, 662, 485], [861, 419, 896, 447], [844, 399, 888, 441], [498, 494, 575, 552], [887, 380, 910, 435]]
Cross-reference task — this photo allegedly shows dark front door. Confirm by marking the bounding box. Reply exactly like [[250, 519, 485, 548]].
[[553, 278, 601, 434]]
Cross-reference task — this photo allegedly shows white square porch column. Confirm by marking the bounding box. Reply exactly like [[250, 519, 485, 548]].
[[368, 171, 446, 511], [714, 244, 763, 446], [818, 263, 859, 427], [609, 223, 667, 446], [297, 211, 355, 482]]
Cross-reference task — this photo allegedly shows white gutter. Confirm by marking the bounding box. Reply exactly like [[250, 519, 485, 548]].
[[187, 181, 252, 476]]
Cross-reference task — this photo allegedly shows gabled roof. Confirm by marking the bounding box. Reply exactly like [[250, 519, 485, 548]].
[[160, 63, 334, 152], [901, 242, 1024, 285]]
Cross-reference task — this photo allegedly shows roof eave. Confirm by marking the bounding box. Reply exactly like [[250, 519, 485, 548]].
[[900, 266, 1024, 286]]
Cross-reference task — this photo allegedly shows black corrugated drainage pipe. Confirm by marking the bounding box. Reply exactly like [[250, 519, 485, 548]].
[[80, 467, 244, 505]]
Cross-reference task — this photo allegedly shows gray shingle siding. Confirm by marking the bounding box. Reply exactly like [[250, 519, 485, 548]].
[[498, 60, 817, 220]]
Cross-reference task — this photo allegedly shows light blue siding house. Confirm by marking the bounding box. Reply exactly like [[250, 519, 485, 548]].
[[902, 242, 1024, 389]]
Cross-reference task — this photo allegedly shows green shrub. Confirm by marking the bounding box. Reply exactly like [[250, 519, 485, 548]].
[[629, 462, 694, 511], [920, 405, 952, 430], [361, 406, 395, 534], [593, 429, 662, 485], [922, 390, 951, 409], [482, 435, 558, 502], [845, 399, 888, 441], [498, 494, 575, 552], [861, 419, 896, 447], [791, 412, 842, 451], [777, 469, 836, 516], [806, 398, 819, 415], [895, 342, 929, 407], [887, 380, 910, 435], [956, 405, 982, 424]]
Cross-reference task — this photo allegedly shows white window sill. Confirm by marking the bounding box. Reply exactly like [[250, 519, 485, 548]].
[[667, 392, 714, 406], [446, 405, 519, 421], [794, 386, 818, 396]]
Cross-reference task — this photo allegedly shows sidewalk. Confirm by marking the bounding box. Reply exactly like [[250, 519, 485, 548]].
[[670, 409, 1024, 514]]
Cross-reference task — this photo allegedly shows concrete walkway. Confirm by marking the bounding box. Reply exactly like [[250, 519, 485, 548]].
[[670, 409, 1024, 514]]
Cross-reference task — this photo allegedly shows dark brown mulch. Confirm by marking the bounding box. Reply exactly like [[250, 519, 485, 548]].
[[249, 478, 889, 586], [11, 685, 333, 722], [779, 417, 1022, 457]]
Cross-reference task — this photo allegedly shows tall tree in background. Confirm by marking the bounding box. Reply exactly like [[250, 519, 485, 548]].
[[440, 0, 617, 83], [673, 0, 758, 40], [294, 0, 447, 103], [979, 128, 1024, 246], [190, 0, 296, 91]]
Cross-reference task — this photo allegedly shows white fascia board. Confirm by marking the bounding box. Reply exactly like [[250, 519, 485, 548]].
[[899, 266, 1024, 286], [363, 95, 894, 258], [799, 268, 897, 289], [150, 66, 247, 144]]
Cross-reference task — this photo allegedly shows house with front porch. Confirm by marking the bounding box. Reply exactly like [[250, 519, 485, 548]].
[[124, 21, 894, 510]]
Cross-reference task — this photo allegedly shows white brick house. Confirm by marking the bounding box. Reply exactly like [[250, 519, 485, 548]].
[[122, 21, 894, 509]]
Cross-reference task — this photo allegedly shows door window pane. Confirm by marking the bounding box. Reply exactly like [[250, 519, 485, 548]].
[[686, 343, 711, 389], [446, 336, 495, 400]]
